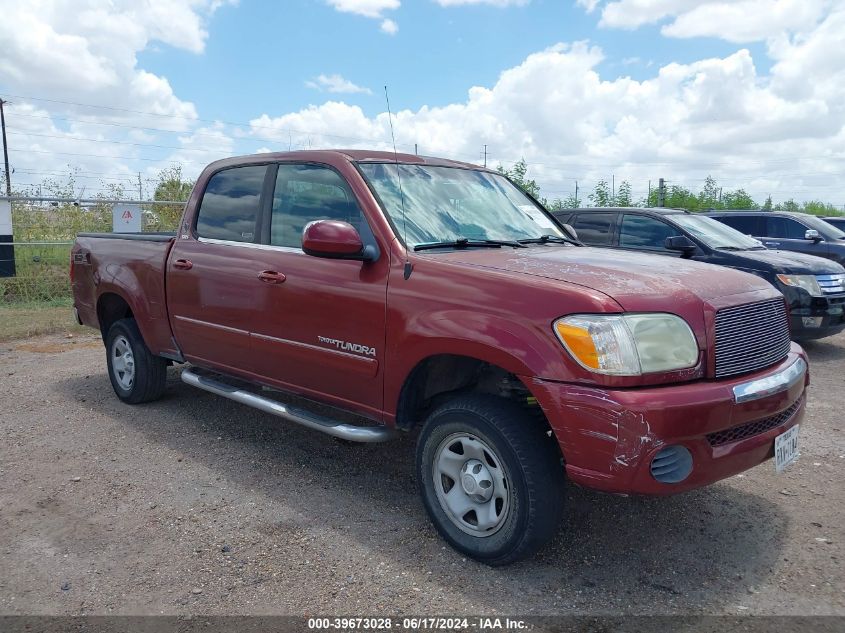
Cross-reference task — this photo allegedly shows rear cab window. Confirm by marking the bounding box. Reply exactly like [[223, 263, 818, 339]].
[[196, 165, 268, 242]]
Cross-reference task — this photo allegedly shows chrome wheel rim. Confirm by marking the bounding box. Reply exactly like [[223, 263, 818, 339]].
[[111, 335, 135, 391], [432, 432, 510, 537]]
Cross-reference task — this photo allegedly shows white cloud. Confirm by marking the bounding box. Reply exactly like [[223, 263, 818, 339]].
[[575, 0, 601, 12], [0, 0, 236, 195], [248, 9, 845, 205], [594, 0, 830, 43], [325, 0, 400, 31], [380, 18, 399, 34], [326, 0, 400, 18], [306, 74, 373, 94]]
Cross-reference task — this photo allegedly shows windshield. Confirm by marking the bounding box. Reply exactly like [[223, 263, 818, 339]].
[[358, 163, 563, 248], [802, 214, 845, 240], [671, 214, 763, 250]]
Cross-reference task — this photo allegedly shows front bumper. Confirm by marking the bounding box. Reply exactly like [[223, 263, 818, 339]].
[[788, 293, 845, 339], [527, 344, 809, 495]]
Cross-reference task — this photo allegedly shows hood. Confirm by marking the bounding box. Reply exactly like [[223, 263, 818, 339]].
[[727, 249, 845, 275], [435, 246, 775, 311]]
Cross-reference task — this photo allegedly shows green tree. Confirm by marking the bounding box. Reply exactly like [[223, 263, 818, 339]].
[[698, 175, 720, 209], [154, 165, 194, 202], [774, 199, 801, 212], [803, 200, 840, 216], [497, 159, 542, 200], [614, 180, 633, 207], [589, 179, 612, 207], [148, 166, 194, 231], [722, 189, 756, 210]]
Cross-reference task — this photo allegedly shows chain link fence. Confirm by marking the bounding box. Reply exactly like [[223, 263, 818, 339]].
[[0, 196, 184, 304]]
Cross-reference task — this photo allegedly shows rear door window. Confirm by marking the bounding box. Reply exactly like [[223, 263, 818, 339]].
[[196, 165, 267, 242], [716, 215, 763, 236], [571, 213, 616, 245], [619, 214, 678, 250], [767, 216, 807, 239], [270, 164, 363, 248]]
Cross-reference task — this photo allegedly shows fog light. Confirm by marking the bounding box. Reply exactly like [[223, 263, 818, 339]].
[[650, 445, 693, 484], [802, 316, 823, 328]]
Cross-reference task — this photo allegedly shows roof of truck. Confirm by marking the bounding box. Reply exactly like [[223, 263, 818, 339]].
[[210, 149, 485, 171]]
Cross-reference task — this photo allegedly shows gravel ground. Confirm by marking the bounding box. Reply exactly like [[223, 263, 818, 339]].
[[0, 330, 842, 616]]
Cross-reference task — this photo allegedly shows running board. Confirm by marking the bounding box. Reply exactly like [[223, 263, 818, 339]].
[[180, 368, 396, 443]]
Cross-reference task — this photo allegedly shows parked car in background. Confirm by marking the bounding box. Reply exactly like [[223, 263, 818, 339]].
[[706, 210, 845, 266], [71, 151, 809, 565], [553, 207, 845, 341], [822, 216, 845, 232]]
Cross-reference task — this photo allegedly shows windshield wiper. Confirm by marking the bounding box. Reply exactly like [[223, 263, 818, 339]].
[[518, 234, 581, 247], [414, 237, 527, 252], [715, 246, 746, 251]]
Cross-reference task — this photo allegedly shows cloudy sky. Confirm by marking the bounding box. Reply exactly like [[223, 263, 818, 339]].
[[0, 0, 843, 206]]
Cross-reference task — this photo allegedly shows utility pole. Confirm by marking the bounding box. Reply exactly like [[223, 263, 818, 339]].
[[138, 172, 143, 201], [483, 145, 488, 168], [0, 98, 11, 197], [612, 174, 615, 203], [574, 181, 579, 207], [657, 177, 666, 208]]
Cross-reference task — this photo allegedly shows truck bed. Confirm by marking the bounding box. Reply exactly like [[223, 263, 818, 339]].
[[71, 233, 179, 357], [77, 232, 176, 241]]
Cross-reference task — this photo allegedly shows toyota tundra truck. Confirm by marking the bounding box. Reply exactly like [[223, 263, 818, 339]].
[[71, 150, 809, 565]]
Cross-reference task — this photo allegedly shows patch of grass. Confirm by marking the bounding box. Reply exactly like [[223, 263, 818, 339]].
[[0, 300, 91, 342]]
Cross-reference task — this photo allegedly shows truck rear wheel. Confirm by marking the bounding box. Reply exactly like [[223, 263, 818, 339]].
[[416, 395, 564, 565], [105, 318, 167, 404]]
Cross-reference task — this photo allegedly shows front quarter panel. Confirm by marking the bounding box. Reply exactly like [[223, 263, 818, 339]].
[[383, 253, 626, 422]]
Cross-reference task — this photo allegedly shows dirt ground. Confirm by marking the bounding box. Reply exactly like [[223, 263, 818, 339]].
[[0, 329, 842, 616]]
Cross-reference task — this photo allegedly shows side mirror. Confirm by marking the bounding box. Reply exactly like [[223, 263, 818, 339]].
[[805, 229, 822, 242], [665, 235, 697, 257], [302, 220, 376, 262], [563, 223, 578, 240]]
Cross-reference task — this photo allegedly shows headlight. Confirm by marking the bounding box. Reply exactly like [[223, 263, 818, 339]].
[[776, 274, 822, 297], [553, 314, 699, 376]]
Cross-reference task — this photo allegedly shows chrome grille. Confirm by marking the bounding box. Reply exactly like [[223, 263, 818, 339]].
[[714, 298, 791, 378], [816, 273, 845, 295]]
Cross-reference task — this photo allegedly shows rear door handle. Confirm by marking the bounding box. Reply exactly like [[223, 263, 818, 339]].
[[258, 270, 286, 284], [173, 258, 193, 270]]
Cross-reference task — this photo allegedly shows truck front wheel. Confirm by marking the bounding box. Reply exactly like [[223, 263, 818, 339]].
[[105, 318, 167, 404], [416, 395, 564, 565]]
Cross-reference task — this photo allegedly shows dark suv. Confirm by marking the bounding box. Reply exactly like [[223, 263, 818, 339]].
[[554, 207, 845, 340], [706, 210, 845, 266], [823, 216, 845, 232]]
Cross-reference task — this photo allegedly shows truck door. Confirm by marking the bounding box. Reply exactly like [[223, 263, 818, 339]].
[[166, 164, 269, 374], [247, 163, 388, 418]]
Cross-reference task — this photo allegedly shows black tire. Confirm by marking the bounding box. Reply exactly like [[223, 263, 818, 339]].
[[416, 394, 565, 566], [105, 318, 167, 404]]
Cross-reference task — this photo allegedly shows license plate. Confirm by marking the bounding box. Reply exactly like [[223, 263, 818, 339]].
[[775, 425, 800, 473]]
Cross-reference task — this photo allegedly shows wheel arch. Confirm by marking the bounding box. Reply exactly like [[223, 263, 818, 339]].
[[96, 291, 135, 341], [395, 353, 553, 438]]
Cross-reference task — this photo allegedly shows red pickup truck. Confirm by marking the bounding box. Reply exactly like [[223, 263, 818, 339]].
[[71, 150, 809, 565]]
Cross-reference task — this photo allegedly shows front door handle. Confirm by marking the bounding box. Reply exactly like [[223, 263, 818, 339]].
[[173, 258, 193, 270], [258, 270, 286, 284]]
